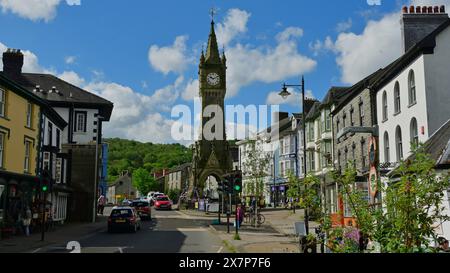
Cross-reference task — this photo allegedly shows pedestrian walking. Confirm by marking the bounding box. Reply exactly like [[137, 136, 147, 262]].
[[22, 206, 32, 236], [97, 195, 106, 215], [236, 204, 244, 229]]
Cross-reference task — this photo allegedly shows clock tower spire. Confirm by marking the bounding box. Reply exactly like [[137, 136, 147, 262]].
[[188, 14, 232, 200]]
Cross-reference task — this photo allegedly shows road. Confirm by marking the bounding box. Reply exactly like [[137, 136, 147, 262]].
[[35, 208, 227, 253]]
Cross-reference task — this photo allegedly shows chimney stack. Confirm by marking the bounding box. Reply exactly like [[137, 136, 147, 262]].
[[401, 5, 448, 53], [2, 48, 24, 78]]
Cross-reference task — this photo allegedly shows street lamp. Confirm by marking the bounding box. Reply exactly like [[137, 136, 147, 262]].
[[93, 115, 105, 223], [279, 76, 309, 235]]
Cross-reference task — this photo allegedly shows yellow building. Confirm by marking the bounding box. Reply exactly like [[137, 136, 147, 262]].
[[0, 66, 66, 230]]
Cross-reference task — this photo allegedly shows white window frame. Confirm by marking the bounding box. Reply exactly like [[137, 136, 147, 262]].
[[0, 88, 5, 117], [75, 112, 86, 133], [408, 70, 417, 106], [26, 102, 32, 128], [394, 82, 401, 114]]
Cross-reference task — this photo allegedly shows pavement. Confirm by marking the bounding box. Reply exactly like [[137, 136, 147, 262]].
[[177, 207, 318, 253], [0, 214, 109, 253]]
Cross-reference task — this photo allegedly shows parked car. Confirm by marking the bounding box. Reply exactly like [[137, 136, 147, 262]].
[[108, 206, 141, 233], [130, 200, 152, 220], [154, 195, 172, 210]]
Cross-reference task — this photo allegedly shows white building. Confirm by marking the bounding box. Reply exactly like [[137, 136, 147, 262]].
[[375, 7, 450, 171]]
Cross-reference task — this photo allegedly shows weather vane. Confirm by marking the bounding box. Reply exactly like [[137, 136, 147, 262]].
[[210, 7, 218, 21]]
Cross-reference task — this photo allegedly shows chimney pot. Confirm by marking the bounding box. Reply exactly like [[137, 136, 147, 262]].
[[403, 6, 408, 13], [434, 6, 439, 13], [422, 6, 427, 13], [428, 6, 433, 13], [410, 6, 415, 13], [416, 6, 421, 13], [441, 5, 446, 13]]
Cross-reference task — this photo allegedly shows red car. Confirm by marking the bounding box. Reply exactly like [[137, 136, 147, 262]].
[[130, 200, 152, 220], [154, 196, 172, 210]]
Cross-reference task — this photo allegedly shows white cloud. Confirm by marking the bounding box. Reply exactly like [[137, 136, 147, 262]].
[[216, 9, 251, 46], [182, 78, 199, 101], [65, 56, 76, 64], [148, 35, 191, 75], [276, 27, 304, 43], [336, 18, 353, 32], [65, 0, 80, 6], [58, 70, 85, 86], [0, 0, 60, 22], [266, 89, 314, 106], [226, 37, 317, 97], [309, 36, 335, 56], [333, 12, 402, 84]]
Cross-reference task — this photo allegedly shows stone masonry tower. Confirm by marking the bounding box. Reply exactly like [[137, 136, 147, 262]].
[[188, 18, 232, 199]]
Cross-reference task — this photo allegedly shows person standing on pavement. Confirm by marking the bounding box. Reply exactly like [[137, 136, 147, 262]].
[[97, 195, 106, 215], [22, 206, 32, 236]]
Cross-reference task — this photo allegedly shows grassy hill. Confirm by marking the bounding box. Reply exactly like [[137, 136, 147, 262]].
[[104, 138, 193, 184]]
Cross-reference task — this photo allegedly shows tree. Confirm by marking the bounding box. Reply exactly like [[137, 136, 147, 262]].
[[242, 139, 271, 227], [132, 168, 159, 196], [324, 145, 450, 253], [286, 171, 321, 218]]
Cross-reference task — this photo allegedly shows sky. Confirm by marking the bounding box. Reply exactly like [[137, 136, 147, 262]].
[[0, 0, 448, 144]]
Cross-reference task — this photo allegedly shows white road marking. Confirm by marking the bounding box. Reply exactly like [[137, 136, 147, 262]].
[[31, 248, 41, 253], [177, 228, 209, 232], [217, 246, 223, 253]]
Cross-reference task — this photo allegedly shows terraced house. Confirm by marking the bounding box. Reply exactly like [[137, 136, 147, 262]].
[[0, 50, 67, 233], [1, 49, 114, 224]]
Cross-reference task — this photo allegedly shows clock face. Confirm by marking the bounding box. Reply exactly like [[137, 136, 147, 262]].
[[207, 73, 220, 86]]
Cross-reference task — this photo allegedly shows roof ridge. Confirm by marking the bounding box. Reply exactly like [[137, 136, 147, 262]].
[[23, 72, 113, 105]]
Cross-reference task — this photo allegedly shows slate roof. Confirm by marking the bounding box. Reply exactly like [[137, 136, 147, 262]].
[[0, 73, 67, 128], [0, 72, 114, 121], [169, 163, 192, 173], [321, 86, 352, 107], [305, 101, 321, 121], [406, 119, 450, 169]]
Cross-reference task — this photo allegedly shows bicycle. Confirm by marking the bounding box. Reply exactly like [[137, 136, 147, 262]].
[[247, 211, 265, 226]]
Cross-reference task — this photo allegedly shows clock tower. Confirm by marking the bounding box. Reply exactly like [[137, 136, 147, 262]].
[[188, 18, 232, 199]]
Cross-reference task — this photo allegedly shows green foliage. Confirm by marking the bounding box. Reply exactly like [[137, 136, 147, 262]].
[[106, 138, 192, 184], [287, 171, 322, 219], [167, 189, 182, 203], [241, 140, 270, 197], [132, 168, 159, 195], [325, 145, 450, 253]]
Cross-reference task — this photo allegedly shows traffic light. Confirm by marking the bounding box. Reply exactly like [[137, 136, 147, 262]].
[[233, 171, 242, 193], [41, 170, 51, 193], [223, 177, 231, 193]]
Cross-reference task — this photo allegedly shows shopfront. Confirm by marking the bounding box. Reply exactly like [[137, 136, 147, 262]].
[[270, 182, 289, 207]]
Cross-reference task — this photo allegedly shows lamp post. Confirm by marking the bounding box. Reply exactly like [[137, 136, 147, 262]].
[[93, 115, 105, 223], [279, 76, 309, 235]]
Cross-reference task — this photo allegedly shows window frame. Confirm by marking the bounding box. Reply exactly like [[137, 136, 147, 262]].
[[0, 132, 5, 168], [0, 88, 5, 118], [26, 102, 33, 128], [74, 111, 87, 133], [24, 140, 32, 173], [384, 132, 390, 163], [394, 82, 401, 114], [396, 126, 403, 162], [382, 91, 388, 122], [410, 118, 419, 149], [408, 70, 417, 106]]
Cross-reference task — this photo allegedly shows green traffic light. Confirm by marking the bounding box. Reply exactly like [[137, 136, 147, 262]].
[[234, 185, 241, 191], [42, 186, 48, 192]]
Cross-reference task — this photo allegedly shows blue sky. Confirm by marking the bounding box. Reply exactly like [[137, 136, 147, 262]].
[[0, 0, 446, 143]]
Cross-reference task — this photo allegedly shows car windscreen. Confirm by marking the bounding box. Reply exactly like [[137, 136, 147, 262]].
[[110, 209, 133, 218], [157, 197, 169, 201], [132, 202, 149, 207]]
